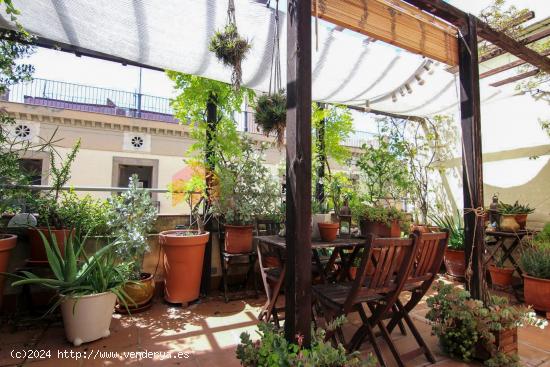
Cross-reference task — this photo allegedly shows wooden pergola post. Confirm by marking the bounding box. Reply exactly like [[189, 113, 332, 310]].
[[458, 14, 485, 300], [285, 0, 312, 345]]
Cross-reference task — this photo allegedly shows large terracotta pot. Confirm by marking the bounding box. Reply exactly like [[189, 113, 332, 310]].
[[122, 272, 155, 307], [318, 222, 339, 242], [488, 265, 514, 287], [514, 214, 528, 230], [0, 234, 17, 310], [359, 219, 401, 238], [159, 230, 209, 304], [224, 225, 253, 254], [499, 215, 520, 232], [60, 291, 116, 346], [443, 248, 465, 279], [523, 274, 550, 317], [28, 228, 73, 262]]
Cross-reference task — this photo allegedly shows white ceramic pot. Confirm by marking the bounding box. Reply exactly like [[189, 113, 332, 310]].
[[60, 291, 116, 346], [312, 214, 332, 240]]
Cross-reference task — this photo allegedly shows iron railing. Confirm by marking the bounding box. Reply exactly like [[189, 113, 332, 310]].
[[4, 78, 374, 147]]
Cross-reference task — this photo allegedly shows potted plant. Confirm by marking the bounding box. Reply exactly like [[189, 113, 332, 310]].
[[254, 91, 286, 147], [488, 249, 515, 288], [107, 174, 158, 309], [8, 232, 132, 346], [498, 201, 534, 231], [236, 318, 377, 367], [426, 281, 547, 366], [161, 169, 212, 305], [430, 211, 465, 279], [212, 138, 280, 253], [520, 224, 550, 318], [350, 201, 407, 238], [29, 141, 81, 262]]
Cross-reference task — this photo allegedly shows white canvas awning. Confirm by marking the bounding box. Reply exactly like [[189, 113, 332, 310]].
[[0, 0, 533, 116]]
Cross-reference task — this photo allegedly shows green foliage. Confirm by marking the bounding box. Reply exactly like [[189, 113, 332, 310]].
[[356, 131, 413, 205], [56, 190, 110, 237], [254, 91, 286, 147], [350, 201, 407, 227], [8, 231, 132, 311], [426, 281, 546, 366], [107, 175, 158, 280], [312, 103, 353, 166], [520, 229, 550, 279], [209, 23, 251, 89], [497, 201, 535, 215], [325, 172, 353, 216], [212, 138, 280, 225], [236, 319, 376, 367], [429, 211, 464, 250], [34, 141, 81, 229]]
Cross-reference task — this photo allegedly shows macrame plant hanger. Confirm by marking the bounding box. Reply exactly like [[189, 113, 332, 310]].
[[269, 0, 282, 98]]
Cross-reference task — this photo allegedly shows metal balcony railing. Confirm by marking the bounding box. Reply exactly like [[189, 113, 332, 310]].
[[3, 78, 373, 147]]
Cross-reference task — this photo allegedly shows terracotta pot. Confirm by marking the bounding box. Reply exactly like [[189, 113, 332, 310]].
[[349, 266, 358, 280], [488, 265, 514, 287], [60, 291, 117, 346], [475, 327, 518, 361], [359, 219, 401, 238], [523, 274, 550, 316], [443, 248, 465, 279], [0, 234, 17, 310], [224, 225, 253, 254], [159, 230, 209, 304], [28, 228, 73, 262], [318, 222, 339, 242], [514, 214, 528, 230], [499, 215, 520, 232], [410, 224, 430, 233], [122, 272, 155, 307]]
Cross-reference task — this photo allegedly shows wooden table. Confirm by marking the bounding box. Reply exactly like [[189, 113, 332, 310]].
[[485, 230, 531, 300], [255, 235, 365, 323]]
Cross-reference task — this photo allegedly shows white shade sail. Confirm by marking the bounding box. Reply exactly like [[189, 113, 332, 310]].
[[0, 0, 535, 117]]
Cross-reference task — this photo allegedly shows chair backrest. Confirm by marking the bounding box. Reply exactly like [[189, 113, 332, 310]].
[[408, 230, 449, 284], [255, 219, 282, 269], [344, 234, 418, 311]]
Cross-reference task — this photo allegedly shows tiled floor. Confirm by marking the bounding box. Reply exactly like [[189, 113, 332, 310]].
[[1, 281, 549, 367]]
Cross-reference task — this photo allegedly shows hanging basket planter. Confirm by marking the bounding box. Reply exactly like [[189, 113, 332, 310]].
[[209, 23, 251, 90], [254, 91, 287, 147]]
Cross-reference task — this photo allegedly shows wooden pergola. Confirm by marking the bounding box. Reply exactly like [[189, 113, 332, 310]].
[[285, 0, 550, 345]]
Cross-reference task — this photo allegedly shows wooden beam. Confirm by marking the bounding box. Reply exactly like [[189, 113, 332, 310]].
[[400, 0, 550, 73], [489, 68, 540, 87], [480, 50, 550, 79], [286, 0, 312, 346], [314, 0, 459, 66], [458, 14, 486, 301], [479, 28, 550, 63]]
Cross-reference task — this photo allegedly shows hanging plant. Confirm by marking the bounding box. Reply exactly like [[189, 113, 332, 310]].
[[209, 23, 250, 89], [254, 91, 287, 147]]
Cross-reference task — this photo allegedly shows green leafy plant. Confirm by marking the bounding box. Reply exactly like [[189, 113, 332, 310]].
[[212, 138, 280, 226], [8, 230, 133, 312], [429, 211, 465, 250], [107, 174, 158, 280], [209, 23, 251, 89], [34, 140, 81, 229], [236, 319, 376, 367], [497, 201, 535, 215], [520, 228, 550, 280], [254, 91, 286, 147], [350, 199, 408, 230], [426, 281, 547, 366]]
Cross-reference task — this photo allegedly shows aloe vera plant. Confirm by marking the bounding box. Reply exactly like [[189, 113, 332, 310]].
[[8, 229, 132, 312], [498, 201, 535, 215], [429, 211, 465, 250]]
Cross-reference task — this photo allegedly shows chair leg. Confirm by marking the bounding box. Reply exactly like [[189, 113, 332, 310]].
[[377, 320, 405, 367], [265, 267, 285, 326], [364, 322, 388, 367], [399, 302, 436, 363], [221, 256, 229, 303]]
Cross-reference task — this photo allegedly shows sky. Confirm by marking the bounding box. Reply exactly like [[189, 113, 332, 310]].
[[20, 0, 549, 132]]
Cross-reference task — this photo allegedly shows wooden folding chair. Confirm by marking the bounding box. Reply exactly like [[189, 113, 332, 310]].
[[313, 234, 418, 367], [255, 220, 285, 327], [385, 230, 449, 364]]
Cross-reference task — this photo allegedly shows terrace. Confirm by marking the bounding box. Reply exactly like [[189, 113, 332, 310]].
[[0, 0, 549, 367]]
